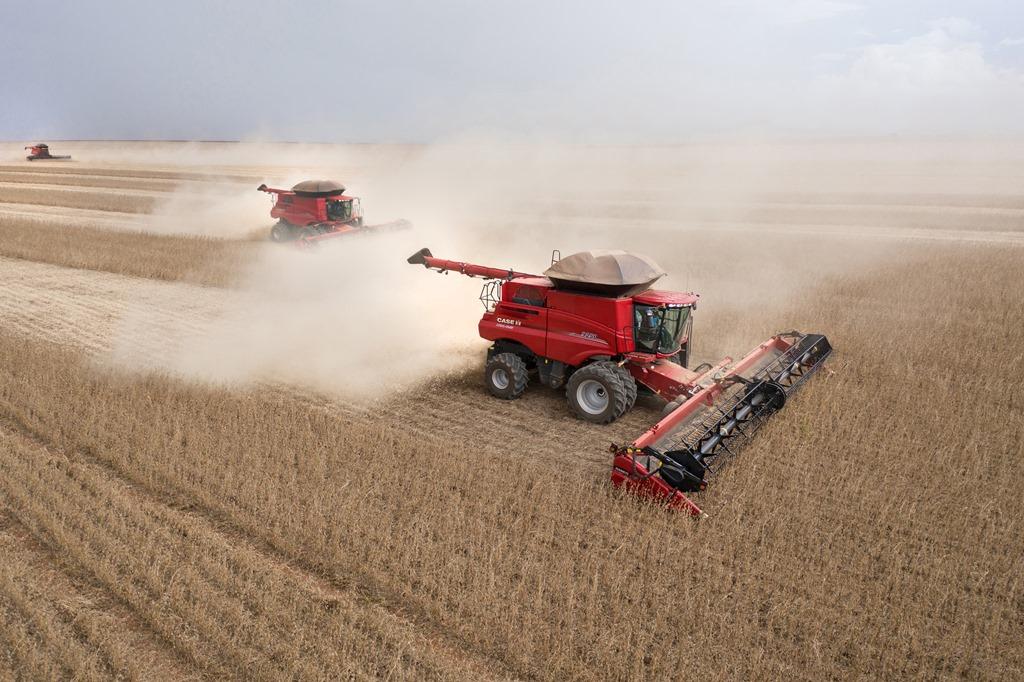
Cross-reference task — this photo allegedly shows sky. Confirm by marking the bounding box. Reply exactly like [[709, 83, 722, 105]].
[[2, 0, 1023, 142]]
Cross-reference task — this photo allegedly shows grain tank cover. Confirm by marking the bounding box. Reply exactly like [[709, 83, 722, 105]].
[[291, 179, 346, 197], [543, 250, 666, 297]]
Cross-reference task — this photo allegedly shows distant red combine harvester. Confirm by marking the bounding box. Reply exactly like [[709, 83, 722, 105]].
[[257, 180, 409, 246], [25, 143, 71, 161]]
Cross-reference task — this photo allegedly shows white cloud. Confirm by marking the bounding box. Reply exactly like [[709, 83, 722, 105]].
[[997, 37, 1024, 48], [848, 22, 997, 91], [927, 17, 982, 40], [806, 17, 1024, 133]]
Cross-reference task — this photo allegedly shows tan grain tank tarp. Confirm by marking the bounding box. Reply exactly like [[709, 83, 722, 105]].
[[291, 180, 346, 196], [543, 250, 665, 296]]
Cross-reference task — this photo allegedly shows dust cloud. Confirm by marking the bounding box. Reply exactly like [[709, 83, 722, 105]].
[[108, 229, 485, 398], [97, 137, 1024, 393], [144, 183, 270, 239]]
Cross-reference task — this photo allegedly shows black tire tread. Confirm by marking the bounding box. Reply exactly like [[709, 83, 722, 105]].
[[566, 361, 629, 424], [661, 398, 684, 419], [270, 220, 293, 242], [613, 364, 638, 413], [485, 352, 529, 399]]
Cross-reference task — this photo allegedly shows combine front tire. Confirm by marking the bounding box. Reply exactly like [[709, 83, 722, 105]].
[[604, 361, 637, 410], [618, 365, 638, 411], [566, 361, 632, 424], [270, 221, 292, 242], [485, 353, 528, 400], [661, 398, 684, 419]]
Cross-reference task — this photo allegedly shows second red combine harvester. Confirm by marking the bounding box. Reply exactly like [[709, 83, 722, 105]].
[[25, 143, 71, 161], [408, 247, 831, 516], [257, 180, 409, 246]]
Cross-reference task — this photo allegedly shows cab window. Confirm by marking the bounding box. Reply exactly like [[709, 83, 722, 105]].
[[634, 304, 689, 355], [327, 199, 353, 221], [511, 285, 546, 306]]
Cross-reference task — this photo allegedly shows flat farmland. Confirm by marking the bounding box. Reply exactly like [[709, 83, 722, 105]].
[[0, 140, 1021, 680]]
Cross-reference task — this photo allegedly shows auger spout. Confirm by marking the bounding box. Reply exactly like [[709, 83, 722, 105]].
[[407, 247, 537, 281]]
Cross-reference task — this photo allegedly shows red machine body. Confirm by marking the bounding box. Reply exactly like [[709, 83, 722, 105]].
[[409, 247, 832, 516], [257, 181, 409, 246], [485, 278, 701, 389], [410, 249, 704, 396], [25, 144, 70, 161]]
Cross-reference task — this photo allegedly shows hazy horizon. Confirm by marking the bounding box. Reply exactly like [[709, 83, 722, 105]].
[[3, 1, 1023, 143]]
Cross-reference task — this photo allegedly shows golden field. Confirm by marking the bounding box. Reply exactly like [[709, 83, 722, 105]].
[[0, 140, 1021, 680]]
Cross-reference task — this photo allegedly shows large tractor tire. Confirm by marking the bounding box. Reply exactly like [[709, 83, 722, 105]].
[[612, 363, 638, 411], [270, 221, 293, 242], [485, 352, 528, 400], [566, 361, 633, 424]]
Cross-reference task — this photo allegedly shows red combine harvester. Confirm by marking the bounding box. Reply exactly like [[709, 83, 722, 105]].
[[408, 247, 831, 516], [25, 144, 71, 161], [257, 180, 409, 245]]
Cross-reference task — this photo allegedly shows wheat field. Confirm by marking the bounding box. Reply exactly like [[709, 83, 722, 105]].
[[0, 141, 1021, 680]]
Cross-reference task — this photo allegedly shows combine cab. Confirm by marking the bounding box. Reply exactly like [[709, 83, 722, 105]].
[[257, 180, 409, 246], [408, 247, 832, 516], [25, 143, 70, 161]]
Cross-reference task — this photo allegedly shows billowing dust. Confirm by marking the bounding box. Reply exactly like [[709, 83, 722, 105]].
[[108, 231, 485, 397], [9, 138, 1021, 396], [144, 183, 270, 239]]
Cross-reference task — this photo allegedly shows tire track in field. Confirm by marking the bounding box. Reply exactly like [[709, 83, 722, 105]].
[[0, 409, 519, 681], [0, 202, 149, 231], [377, 369, 660, 473], [0, 170, 182, 192], [0, 507, 197, 680], [0, 170, 254, 195], [0, 182, 161, 214], [0, 256, 233, 355], [0, 163, 259, 183]]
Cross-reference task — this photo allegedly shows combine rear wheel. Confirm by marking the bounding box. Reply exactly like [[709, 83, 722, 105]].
[[270, 221, 293, 242], [485, 353, 528, 399], [566, 361, 632, 424]]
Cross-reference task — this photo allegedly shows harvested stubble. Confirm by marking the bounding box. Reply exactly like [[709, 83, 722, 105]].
[[0, 510, 196, 681], [0, 171, 181, 192], [0, 184, 157, 214], [0, 163, 257, 183], [0, 434, 468, 680], [0, 215, 255, 287], [0, 243, 1021, 679]]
